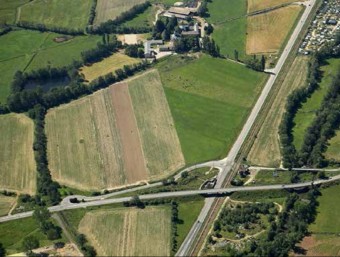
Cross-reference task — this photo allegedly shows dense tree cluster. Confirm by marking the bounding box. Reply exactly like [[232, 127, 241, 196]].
[[197, 0, 211, 17], [17, 21, 84, 35], [174, 35, 200, 53], [202, 36, 220, 57], [245, 55, 265, 71], [280, 36, 340, 168], [152, 17, 177, 40], [90, 1, 151, 34], [33, 206, 62, 240], [76, 234, 97, 257], [124, 44, 144, 58], [88, 0, 97, 25], [29, 105, 61, 205], [171, 201, 179, 254]]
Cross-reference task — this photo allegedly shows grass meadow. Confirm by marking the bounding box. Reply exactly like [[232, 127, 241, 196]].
[[248, 56, 309, 166], [0, 217, 67, 254], [0, 194, 16, 216], [18, 0, 93, 30], [293, 58, 340, 150], [207, 0, 247, 59], [94, 0, 146, 25], [0, 114, 36, 194], [122, 5, 157, 28], [0, 0, 29, 25], [157, 55, 267, 165]]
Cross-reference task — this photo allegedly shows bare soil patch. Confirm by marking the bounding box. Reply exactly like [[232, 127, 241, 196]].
[[110, 83, 148, 184]]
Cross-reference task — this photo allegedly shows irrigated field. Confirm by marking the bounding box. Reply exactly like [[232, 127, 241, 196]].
[[0, 114, 36, 194], [18, 0, 93, 30], [79, 207, 171, 256], [80, 53, 140, 82], [0, 194, 16, 216], [207, 0, 247, 59], [246, 5, 302, 54], [0, 30, 100, 103], [46, 70, 184, 191], [247, 0, 299, 13], [94, 0, 146, 26], [248, 56, 309, 166], [293, 58, 340, 150], [158, 55, 267, 165]]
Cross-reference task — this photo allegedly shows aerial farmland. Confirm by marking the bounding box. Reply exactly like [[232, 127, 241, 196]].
[[0, 0, 339, 256]]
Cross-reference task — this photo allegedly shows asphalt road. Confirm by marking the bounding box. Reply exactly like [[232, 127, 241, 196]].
[[0, 172, 338, 224], [176, 0, 317, 255]]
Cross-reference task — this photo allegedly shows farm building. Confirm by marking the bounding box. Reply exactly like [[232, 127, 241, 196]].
[[144, 40, 163, 58]]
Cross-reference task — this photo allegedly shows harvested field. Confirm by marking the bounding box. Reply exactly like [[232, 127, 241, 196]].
[[129, 70, 185, 177], [46, 70, 183, 191], [247, 56, 309, 166], [18, 0, 92, 30], [297, 234, 340, 256], [246, 5, 303, 54], [94, 0, 146, 25], [0, 114, 36, 194], [247, 0, 299, 13], [80, 53, 140, 82], [0, 194, 16, 216], [79, 207, 171, 256]]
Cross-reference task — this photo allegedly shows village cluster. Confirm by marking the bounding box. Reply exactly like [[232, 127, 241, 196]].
[[144, 0, 206, 59], [299, 0, 339, 54]]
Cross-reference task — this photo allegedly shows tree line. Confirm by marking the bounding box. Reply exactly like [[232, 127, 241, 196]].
[[88, 1, 151, 34], [17, 21, 84, 35], [280, 35, 340, 168], [88, 0, 97, 26]]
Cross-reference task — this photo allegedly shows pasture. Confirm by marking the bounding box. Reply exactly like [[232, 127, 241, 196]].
[[94, 0, 146, 26], [325, 131, 340, 161], [246, 5, 303, 54], [0, 0, 29, 25], [293, 58, 340, 150], [247, 0, 299, 13], [18, 0, 93, 30], [248, 56, 309, 166], [207, 0, 247, 59], [0, 30, 100, 103], [122, 5, 157, 28], [158, 55, 267, 165], [46, 70, 183, 191], [0, 194, 16, 216], [0, 114, 36, 194], [80, 53, 140, 82], [78, 207, 171, 256]]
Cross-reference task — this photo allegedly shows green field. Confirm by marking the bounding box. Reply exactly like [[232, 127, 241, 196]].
[[0, 217, 67, 254], [157, 55, 267, 165], [0, 30, 100, 103], [0, 114, 36, 194], [292, 58, 340, 150], [207, 0, 247, 59], [122, 5, 157, 28], [0, 0, 29, 25], [325, 131, 340, 161], [18, 0, 93, 30]]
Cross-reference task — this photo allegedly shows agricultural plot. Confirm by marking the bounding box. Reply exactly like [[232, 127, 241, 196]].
[[94, 0, 146, 26], [158, 55, 267, 165], [0, 114, 36, 194], [207, 0, 247, 59], [248, 56, 309, 166], [247, 0, 299, 13], [293, 58, 340, 150], [18, 0, 93, 30], [0, 194, 16, 216], [0, 30, 100, 103], [80, 53, 140, 82], [325, 131, 340, 161], [46, 70, 184, 191], [122, 5, 157, 28], [79, 207, 171, 256], [0, 0, 29, 25], [246, 5, 303, 54]]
